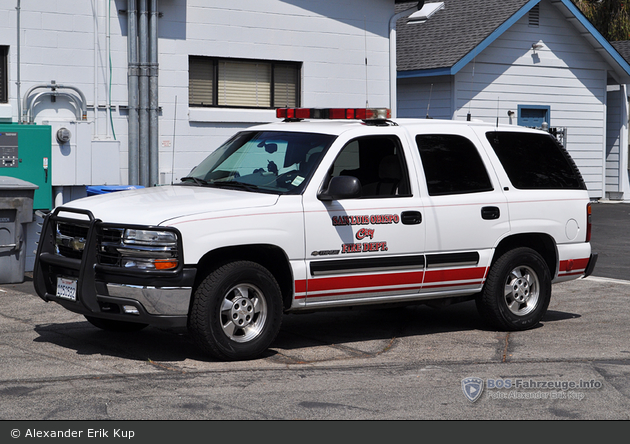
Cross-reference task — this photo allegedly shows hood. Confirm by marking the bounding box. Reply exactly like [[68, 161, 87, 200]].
[[61, 185, 280, 225]]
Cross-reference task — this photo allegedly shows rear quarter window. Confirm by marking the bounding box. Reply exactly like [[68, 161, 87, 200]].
[[485, 132, 586, 190], [416, 134, 493, 196]]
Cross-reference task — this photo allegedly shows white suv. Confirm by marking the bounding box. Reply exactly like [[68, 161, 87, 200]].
[[34, 108, 597, 361]]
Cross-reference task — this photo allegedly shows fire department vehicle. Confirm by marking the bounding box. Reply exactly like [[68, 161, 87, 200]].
[[34, 108, 597, 361]]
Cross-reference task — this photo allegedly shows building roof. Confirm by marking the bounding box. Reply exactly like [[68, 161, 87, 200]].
[[395, 0, 630, 83], [612, 40, 630, 64], [396, 0, 531, 73]]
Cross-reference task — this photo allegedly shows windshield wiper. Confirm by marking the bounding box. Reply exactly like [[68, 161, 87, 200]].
[[180, 176, 209, 185], [210, 180, 261, 192]]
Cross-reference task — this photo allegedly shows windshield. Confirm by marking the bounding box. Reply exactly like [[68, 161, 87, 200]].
[[181, 131, 335, 194]]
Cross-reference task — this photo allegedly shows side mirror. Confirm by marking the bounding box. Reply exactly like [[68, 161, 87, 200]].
[[318, 176, 362, 201]]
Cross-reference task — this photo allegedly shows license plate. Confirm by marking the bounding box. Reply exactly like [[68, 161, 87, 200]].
[[56, 277, 77, 301]]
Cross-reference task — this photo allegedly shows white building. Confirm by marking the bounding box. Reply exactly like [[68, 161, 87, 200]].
[[1, 0, 402, 194], [0, 0, 409, 271]]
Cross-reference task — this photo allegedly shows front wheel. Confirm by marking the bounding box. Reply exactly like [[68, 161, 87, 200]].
[[188, 261, 283, 361], [476, 248, 551, 331]]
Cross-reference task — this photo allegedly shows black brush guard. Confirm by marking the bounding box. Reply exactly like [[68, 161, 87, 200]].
[[33, 207, 194, 328]]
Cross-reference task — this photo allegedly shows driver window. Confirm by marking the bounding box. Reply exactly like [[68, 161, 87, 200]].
[[329, 136, 410, 198], [332, 141, 359, 176]]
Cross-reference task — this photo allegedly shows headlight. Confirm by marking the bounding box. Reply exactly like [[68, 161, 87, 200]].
[[123, 229, 178, 246], [115, 229, 179, 270]]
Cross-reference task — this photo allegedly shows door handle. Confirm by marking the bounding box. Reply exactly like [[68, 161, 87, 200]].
[[401, 211, 422, 225], [481, 206, 500, 220]]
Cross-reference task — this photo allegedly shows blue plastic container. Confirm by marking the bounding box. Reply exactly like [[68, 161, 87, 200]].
[[86, 185, 145, 196]]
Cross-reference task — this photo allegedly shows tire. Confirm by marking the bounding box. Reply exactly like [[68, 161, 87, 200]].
[[476, 247, 551, 331], [188, 261, 283, 361], [84, 315, 148, 332]]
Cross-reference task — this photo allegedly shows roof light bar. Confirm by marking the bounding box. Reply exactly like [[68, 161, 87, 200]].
[[277, 108, 391, 121]]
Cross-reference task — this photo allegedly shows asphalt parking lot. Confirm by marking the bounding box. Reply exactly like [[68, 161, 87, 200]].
[[588, 201, 630, 280], [0, 201, 628, 421]]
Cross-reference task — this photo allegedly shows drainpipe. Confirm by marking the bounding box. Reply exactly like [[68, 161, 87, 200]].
[[138, 0, 149, 187], [94, 0, 99, 137], [127, 0, 139, 185], [149, 0, 159, 187], [106, 0, 111, 139], [389, 1, 423, 118], [16, 0, 21, 123], [621, 84, 630, 201]]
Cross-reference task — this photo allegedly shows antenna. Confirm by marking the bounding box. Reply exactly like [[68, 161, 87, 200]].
[[426, 83, 433, 119], [171, 95, 178, 185]]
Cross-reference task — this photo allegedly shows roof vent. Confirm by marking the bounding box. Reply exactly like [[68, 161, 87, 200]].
[[529, 4, 540, 27], [408, 2, 445, 24]]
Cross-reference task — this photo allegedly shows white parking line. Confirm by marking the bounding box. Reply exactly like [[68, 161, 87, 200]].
[[584, 276, 630, 285]]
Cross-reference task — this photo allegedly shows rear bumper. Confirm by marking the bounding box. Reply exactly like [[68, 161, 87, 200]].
[[554, 243, 596, 283], [583, 252, 598, 278]]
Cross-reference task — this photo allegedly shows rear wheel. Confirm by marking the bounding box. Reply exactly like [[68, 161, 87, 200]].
[[476, 247, 551, 331], [188, 261, 283, 361], [84, 315, 148, 332]]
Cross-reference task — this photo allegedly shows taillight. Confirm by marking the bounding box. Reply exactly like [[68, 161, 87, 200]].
[[586, 202, 592, 242]]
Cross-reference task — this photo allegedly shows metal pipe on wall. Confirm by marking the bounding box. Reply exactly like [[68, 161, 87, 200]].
[[389, 1, 423, 118], [106, 0, 111, 139], [127, 0, 139, 185], [149, 0, 159, 187], [138, 0, 149, 187], [27, 91, 85, 123], [22, 82, 88, 123], [94, 0, 99, 137], [127, 0, 158, 187], [16, 0, 21, 122]]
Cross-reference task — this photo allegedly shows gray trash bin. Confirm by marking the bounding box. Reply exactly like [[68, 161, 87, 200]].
[[0, 177, 38, 284]]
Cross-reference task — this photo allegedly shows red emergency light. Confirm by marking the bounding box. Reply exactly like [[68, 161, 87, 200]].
[[276, 107, 391, 121]]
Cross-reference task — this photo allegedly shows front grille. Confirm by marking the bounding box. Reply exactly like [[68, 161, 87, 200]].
[[55, 222, 123, 265], [56, 222, 89, 259], [100, 227, 123, 244], [97, 227, 124, 266], [53, 221, 178, 271], [58, 223, 88, 239]]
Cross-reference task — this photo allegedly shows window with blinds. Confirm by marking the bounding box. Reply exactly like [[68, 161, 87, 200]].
[[189, 56, 214, 107], [273, 63, 299, 108], [189, 56, 300, 108], [0, 46, 8, 104]]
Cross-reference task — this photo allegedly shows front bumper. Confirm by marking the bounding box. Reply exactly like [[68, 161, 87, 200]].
[[33, 207, 196, 328]]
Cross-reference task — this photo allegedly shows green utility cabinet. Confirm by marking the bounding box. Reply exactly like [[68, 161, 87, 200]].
[[0, 124, 52, 210]]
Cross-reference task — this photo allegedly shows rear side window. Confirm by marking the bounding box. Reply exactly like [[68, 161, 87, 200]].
[[416, 134, 493, 196], [486, 132, 586, 190]]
